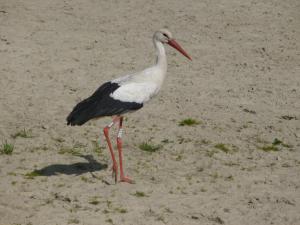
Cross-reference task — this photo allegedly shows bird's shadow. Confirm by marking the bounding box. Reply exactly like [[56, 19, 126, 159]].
[[34, 155, 107, 176]]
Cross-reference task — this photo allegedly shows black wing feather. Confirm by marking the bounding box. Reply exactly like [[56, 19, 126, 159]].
[[66, 82, 143, 126]]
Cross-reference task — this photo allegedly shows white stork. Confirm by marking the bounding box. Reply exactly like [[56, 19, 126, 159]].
[[67, 29, 191, 183]]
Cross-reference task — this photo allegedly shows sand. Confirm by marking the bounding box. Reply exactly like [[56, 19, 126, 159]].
[[0, 0, 299, 224]]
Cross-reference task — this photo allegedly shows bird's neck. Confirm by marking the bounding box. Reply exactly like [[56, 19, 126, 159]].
[[153, 39, 167, 73]]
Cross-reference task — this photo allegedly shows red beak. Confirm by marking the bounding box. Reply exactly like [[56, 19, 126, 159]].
[[167, 39, 192, 60]]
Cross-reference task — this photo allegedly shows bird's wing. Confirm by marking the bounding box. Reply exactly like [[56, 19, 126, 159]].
[[110, 82, 158, 104], [67, 81, 143, 125]]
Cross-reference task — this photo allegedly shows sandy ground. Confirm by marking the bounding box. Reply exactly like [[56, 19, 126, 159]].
[[0, 0, 300, 224]]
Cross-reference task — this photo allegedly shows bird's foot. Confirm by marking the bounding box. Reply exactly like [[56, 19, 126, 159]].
[[111, 164, 118, 184], [120, 175, 135, 184]]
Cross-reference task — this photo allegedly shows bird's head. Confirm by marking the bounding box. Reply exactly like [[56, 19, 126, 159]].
[[154, 29, 173, 43], [154, 29, 192, 60]]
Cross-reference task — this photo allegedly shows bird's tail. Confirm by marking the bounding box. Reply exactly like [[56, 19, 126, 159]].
[[66, 98, 95, 126]]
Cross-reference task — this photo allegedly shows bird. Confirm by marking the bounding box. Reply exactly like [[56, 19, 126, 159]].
[[67, 29, 191, 184]]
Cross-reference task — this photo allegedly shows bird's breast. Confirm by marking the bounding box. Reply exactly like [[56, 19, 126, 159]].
[[141, 66, 166, 88]]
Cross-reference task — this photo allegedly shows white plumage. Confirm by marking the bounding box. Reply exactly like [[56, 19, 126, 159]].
[[110, 66, 165, 103], [110, 82, 158, 103]]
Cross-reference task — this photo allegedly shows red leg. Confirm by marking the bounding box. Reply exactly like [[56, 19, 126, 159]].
[[103, 117, 119, 183], [117, 117, 134, 183]]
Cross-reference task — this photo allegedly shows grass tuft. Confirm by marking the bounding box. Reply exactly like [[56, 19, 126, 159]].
[[259, 138, 292, 152], [11, 129, 33, 139], [214, 143, 230, 153], [58, 147, 82, 156], [105, 219, 113, 224], [161, 139, 171, 144], [91, 140, 104, 156], [1, 141, 14, 155], [175, 155, 183, 161], [179, 118, 201, 126], [132, 191, 148, 197], [272, 138, 292, 148], [139, 142, 161, 153], [261, 145, 279, 152], [25, 170, 42, 179], [114, 207, 127, 213], [88, 196, 101, 205], [89, 200, 100, 205], [272, 138, 282, 146]]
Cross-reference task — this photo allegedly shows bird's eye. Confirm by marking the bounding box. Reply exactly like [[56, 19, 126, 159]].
[[163, 33, 168, 38]]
